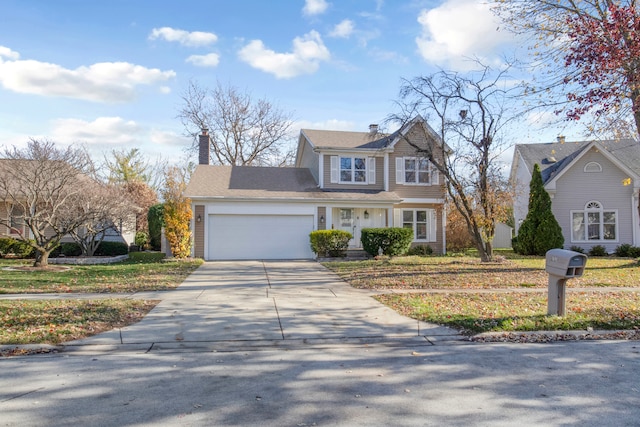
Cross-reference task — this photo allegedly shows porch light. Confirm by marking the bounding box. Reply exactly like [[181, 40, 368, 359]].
[[364, 210, 369, 219], [320, 215, 325, 223], [197, 214, 202, 223]]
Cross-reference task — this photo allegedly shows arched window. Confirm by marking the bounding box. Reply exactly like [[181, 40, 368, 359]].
[[571, 200, 617, 242], [584, 162, 602, 173]]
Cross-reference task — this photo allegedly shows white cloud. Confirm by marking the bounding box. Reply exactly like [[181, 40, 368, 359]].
[[0, 50, 176, 103], [51, 117, 141, 144], [303, 0, 329, 16], [0, 45, 20, 60], [329, 19, 355, 38], [415, 0, 512, 70], [148, 27, 218, 47], [238, 30, 330, 79], [186, 52, 220, 68]]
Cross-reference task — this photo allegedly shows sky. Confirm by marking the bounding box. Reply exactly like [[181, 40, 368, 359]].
[[0, 0, 559, 167]]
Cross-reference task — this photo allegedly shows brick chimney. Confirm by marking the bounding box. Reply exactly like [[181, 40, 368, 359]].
[[199, 128, 210, 165], [557, 135, 566, 144]]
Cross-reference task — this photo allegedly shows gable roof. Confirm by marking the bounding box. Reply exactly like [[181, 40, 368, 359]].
[[185, 165, 402, 202], [300, 129, 393, 150], [514, 139, 640, 184]]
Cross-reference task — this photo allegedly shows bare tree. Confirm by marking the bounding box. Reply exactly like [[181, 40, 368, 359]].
[[66, 183, 135, 256], [0, 139, 96, 267], [392, 65, 521, 262], [178, 80, 295, 166]]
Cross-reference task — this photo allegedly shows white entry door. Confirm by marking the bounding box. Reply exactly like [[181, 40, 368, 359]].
[[338, 208, 358, 247]]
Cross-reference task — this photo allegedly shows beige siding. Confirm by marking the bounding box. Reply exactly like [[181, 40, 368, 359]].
[[297, 139, 320, 183], [322, 154, 384, 190], [552, 147, 634, 252], [194, 205, 205, 258], [389, 136, 446, 200]]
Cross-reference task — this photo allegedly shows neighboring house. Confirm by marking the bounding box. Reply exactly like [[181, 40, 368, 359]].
[[185, 116, 447, 260], [511, 137, 640, 253]]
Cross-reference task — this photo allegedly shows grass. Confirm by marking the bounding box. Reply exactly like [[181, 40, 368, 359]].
[[0, 253, 203, 347], [0, 299, 158, 345], [0, 252, 204, 293], [323, 250, 640, 335]]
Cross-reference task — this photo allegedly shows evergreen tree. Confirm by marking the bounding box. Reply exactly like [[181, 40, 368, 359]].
[[515, 164, 564, 255]]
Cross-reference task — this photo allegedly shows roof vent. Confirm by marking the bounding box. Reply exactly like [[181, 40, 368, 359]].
[[369, 124, 379, 134], [547, 156, 557, 163], [557, 135, 565, 143]]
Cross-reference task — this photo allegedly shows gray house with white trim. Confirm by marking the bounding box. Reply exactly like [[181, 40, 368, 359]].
[[511, 138, 640, 253]]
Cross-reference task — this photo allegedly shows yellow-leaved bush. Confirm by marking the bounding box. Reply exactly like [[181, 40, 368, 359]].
[[162, 166, 192, 259]]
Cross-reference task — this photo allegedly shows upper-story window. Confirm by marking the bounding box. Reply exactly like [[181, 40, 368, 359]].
[[571, 201, 617, 242], [395, 157, 438, 185], [584, 162, 602, 173], [340, 157, 367, 183], [330, 156, 375, 184]]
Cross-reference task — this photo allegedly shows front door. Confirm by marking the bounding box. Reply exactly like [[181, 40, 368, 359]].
[[339, 208, 357, 247]]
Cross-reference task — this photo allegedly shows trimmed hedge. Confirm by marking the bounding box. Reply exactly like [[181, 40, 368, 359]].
[[407, 244, 433, 256], [309, 230, 352, 257], [0, 237, 35, 258], [361, 227, 413, 257], [95, 241, 129, 256], [614, 243, 640, 258]]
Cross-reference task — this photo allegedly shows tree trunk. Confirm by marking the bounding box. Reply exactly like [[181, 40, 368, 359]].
[[33, 249, 51, 268]]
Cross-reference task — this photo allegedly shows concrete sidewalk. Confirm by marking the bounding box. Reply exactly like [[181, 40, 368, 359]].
[[61, 260, 462, 351]]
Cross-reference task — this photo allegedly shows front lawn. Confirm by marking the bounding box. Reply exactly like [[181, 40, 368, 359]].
[[324, 252, 640, 335], [0, 253, 203, 293], [0, 253, 203, 348]]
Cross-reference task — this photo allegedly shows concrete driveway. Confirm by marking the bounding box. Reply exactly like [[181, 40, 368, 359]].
[[65, 260, 461, 350], [1, 260, 640, 426]]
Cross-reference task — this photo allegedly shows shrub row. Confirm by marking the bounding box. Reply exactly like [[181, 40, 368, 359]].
[[569, 244, 640, 257], [309, 230, 352, 257], [51, 241, 129, 257]]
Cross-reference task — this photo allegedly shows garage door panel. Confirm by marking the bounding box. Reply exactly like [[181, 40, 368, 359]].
[[208, 214, 314, 260]]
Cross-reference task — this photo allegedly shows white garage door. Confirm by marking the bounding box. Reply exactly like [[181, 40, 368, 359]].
[[208, 214, 315, 260]]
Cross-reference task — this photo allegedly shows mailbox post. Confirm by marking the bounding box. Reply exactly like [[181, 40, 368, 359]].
[[545, 249, 588, 316]]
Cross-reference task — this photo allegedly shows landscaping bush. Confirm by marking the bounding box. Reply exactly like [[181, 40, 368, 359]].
[[588, 245, 608, 257], [309, 230, 352, 257], [135, 231, 149, 249], [361, 227, 413, 257], [407, 244, 433, 256], [147, 203, 164, 251], [60, 242, 82, 257], [614, 243, 640, 258], [0, 238, 35, 258], [95, 241, 129, 256], [0, 237, 15, 258], [569, 245, 585, 254]]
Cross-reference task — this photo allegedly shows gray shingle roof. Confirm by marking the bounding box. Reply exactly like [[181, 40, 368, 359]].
[[301, 129, 395, 150], [515, 139, 640, 183], [185, 165, 402, 202]]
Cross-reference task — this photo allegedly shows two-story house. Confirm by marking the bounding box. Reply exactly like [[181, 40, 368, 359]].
[[511, 137, 640, 253], [185, 116, 447, 260]]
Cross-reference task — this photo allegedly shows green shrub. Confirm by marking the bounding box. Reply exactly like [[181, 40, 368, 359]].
[[569, 245, 585, 254], [60, 242, 82, 257], [309, 230, 352, 257], [588, 245, 608, 257], [2, 238, 35, 258], [361, 227, 413, 257], [148, 203, 164, 251], [407, 244, 433, 256], [135, 231, 149, 248], [95, 241, 129, 256], [0, 237, 14, 258], [614, 243, 640, 258]]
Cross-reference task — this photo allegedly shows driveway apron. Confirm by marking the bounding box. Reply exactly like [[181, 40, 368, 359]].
[[69, 260, 459, 348]]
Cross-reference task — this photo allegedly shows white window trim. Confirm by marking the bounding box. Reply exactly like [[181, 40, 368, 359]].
[[330, 155, 375, 185], [395, 157, 438, 186], [399, 208, 437, 242], [584, 161, 602, 173], [570, 200, 618, 243]]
